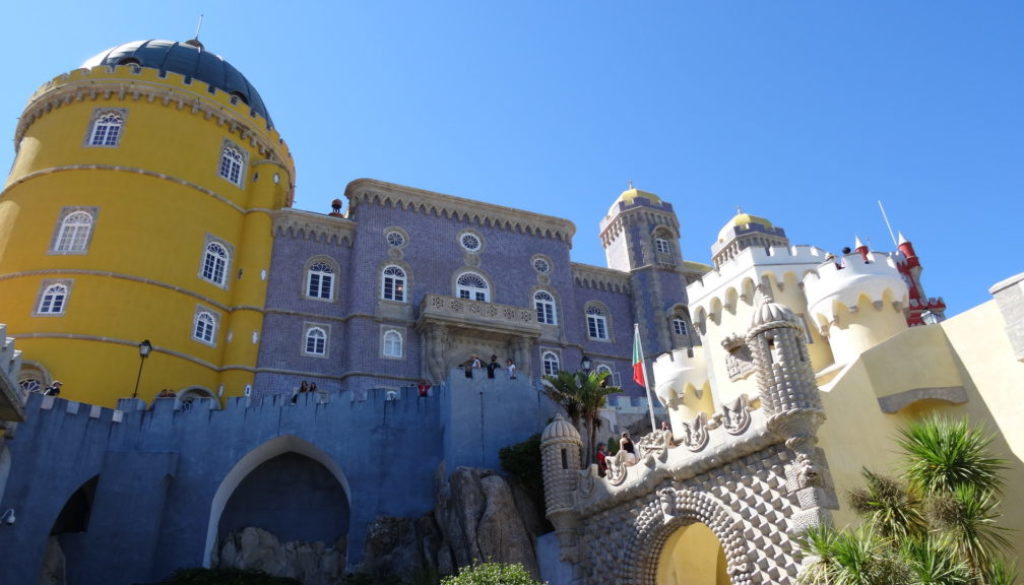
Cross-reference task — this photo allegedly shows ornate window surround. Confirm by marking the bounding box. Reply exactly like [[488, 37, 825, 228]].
[[192, 307, 219, 346], [198, 236, 233, 288], [381, 264, 409, 303], [34, 280, 72, 316], [381, 326, 404, 359], [454, 270, 491, 302], [584, 301, 612, 342], [533, 289, 558, 325], [84, 108, 127, 148], [217, 140, 247, 187], [50, 207, 99, 255], [458, 229, 485, 253], [304, 256, 338, 302], [541, 349, 561, 376], [302, 323, 330, 357], [383, 226, 409, 249]]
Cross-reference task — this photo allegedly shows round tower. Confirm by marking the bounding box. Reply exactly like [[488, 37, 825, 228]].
[[803, 252, 909, 364], [711, 210, 789, 268], [746, 299, 822, 418], [0, 40, 295, 406], [540, 414, 582, 561]]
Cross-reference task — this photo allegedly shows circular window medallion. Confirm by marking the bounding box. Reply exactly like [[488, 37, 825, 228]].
[[532, 257, 551, 273], [459, 232, 482, 252], [386, 231, 406, 248]]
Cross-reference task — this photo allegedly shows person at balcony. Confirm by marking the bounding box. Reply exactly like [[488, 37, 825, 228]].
[[596, 442, 608, 476], [506, 359, 517, 380], [619, 431, 637, 466], [417, 380, 431, 397], [44, 381, 62, 396], [486, 355, 500, 379]]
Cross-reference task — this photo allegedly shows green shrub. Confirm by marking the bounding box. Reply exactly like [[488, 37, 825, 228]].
[[499, 433, 544, 505], [441, 562, 545, 585]]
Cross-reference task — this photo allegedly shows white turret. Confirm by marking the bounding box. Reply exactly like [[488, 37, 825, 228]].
[[803, 251, 909, 364], [540, 414, 582, 561]]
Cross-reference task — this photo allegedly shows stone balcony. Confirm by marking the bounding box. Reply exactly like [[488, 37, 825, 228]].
[[417, 294, 542, 338]]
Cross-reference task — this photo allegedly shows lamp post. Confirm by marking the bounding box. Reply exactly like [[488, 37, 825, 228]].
[[580, 355, 592, 373], [132, 339, 153, 399]]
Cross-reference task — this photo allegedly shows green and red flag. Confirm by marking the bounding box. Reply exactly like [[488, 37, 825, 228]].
[[632, 325, 645, 387]]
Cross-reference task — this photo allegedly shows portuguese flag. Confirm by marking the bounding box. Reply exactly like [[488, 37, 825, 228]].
[[632, 324, 646, 387]]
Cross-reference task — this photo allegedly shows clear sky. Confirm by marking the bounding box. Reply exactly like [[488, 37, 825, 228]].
[[3, 1, 1022, 316]]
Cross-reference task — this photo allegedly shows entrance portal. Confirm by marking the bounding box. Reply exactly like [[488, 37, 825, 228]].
[[655, 522, 730, 585]]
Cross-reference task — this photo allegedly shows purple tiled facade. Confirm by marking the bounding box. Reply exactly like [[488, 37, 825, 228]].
[[254, 179, 702, 398]]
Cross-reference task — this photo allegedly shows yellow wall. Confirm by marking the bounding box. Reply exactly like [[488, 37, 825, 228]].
[[656, 522, 730, 585], [0, 65, 294, 407]]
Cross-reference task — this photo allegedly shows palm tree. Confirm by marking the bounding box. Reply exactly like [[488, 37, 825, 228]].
[[542, 369, 620, 463], [798, 417, 1017, 585]]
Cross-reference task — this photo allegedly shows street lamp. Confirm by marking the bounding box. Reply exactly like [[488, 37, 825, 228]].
[[580, 355, 592, 373], [132, 339, 153, 399]]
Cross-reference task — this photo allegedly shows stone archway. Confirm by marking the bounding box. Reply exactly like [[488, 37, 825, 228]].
[[203, 435, 352, 568], [620, 489, 753, 585]]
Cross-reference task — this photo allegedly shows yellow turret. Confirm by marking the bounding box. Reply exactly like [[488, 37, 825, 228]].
[[0, 40, 295, 406]]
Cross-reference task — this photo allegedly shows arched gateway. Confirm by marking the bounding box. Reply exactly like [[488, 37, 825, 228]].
[[541, 299, 839, 585]]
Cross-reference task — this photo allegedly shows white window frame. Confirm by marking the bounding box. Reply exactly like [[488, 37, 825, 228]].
[[52, 209, 96, 254], [456, 272, 490, 302], [200, 239, 231, 287], [382, 329, 403, 359], [458, 230, 484, 253], [86, 109, 126, 147], [381, 265, 407, 302], [655, 237, 672, 255], [218, 142, 246, 187], [306, 260, 335, 301], [672, 318, 688, 336], [303, 325, 329, 357], [534, 290, 557, 325], [35, 281, 70, 316], [532, 255, 552, 274], [192, 309, 218, 346], [384, 227, 409, 249], [586, 305, 609, 341], [542, 351, 561, 376]]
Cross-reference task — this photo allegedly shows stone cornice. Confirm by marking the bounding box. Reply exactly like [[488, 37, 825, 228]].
[[571, 263, 631, 294], [15, 66, 293, 170], [345, 179, 576, 245], [272, 209, 357, 247], [598, 205, 680, 247]]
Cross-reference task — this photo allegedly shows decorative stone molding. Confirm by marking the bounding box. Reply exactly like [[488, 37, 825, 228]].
[[416, 294, 541, 338], [272, 209, 356, 247], [876, 386, 968, 413], [720, 395, 752, 435], [571, 263, 631, 294], [679, 412, 710, 452], [345, 179, 576, 244]]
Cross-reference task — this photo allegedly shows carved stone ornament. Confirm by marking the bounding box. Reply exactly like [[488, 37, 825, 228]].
[[636, 429, 673, 462], [794, 451, 823, 489], [388, 247, 403, 260], [578, 469, 596, 498], [680, 412, 710, 452], [722, 394, 752, 435], [604, 452, 630, 486], [657, 487, 676, 523], [464, 253, 481, 267]]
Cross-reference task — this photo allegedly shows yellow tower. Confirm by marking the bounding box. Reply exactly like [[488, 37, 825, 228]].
[[0, 39, 295, 406]]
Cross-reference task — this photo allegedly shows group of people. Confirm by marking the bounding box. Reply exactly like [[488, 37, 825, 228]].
[[290, 380, 319, 403], [595, 431, 637, 476], [463, 355, 517, 380]]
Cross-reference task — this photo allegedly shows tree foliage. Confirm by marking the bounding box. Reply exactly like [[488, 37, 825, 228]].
[[798, 416, 1016, 585], [541, 369, 620, 463]]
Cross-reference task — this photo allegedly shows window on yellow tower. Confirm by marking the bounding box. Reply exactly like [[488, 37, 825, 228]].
[[35, 281, 70, 316], [192, 309, 217, 345], [52, 210, 95, 253], [200, 241, 230, 287], [87, 110, 125, 147], [218, 143, 245, 186]]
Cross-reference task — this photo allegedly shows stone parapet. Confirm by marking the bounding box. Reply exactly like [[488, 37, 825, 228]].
[[570, 263, 631, 294], [417, 294, 542, 337], [803, 251, 908, 325], [272, 208, 357, 247]]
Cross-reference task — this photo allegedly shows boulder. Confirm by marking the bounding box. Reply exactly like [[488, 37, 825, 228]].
[[217, 526, 346, 585]]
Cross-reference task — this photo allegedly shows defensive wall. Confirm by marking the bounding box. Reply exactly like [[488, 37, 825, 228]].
[[0, 369, 557, 585]]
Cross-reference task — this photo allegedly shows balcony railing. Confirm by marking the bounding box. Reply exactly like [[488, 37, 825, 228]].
[[418, 294, 542, 336]]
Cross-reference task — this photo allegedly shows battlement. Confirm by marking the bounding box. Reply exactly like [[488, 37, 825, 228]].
[[803, 252, 908, 324], [273, 208, 357, 247], [17, 65, 292, 165], [689, 245, 830, 300], [0, 324, 26, 422]]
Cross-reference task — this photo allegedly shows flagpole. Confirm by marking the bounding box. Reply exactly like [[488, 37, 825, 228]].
[[634, 323, 658, 433]]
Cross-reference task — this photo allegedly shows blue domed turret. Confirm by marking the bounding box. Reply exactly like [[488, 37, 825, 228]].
[[82, 39, 272, 125]]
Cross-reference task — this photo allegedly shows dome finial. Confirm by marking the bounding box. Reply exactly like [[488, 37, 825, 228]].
[[185, 14, 205, 51], [627, 180, 634, 190], [736, 205, 743, 214]]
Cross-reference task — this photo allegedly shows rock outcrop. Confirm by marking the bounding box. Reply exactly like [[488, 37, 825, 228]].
[[361, 466, 545, 581], [216, 527, 346, 585]]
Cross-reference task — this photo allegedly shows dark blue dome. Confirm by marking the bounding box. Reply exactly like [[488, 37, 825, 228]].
[[83, 40, 272, 127]]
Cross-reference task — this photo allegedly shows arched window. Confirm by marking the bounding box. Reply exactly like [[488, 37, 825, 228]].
[[88, 111, 124, 147], [54, 211, 94, 253], [596, 364, 613, 379], [534, 290, 557, 325], [304, 327, 327, 355], [586, 305, 609, 340], [306, 261, 335, 300], [383, 330, 403, 358], [37, 283, 68, 315], [218, 144, 245, 186], [193, 310, 217, 344], [655, 237, 672, 255], [672, 318, 688, 336], [542, 351, 560, 376], [382, 266, 407, 302], [201, 242, 229, 286], [18, 376, 42, 394], [456, 272, 489, 302]]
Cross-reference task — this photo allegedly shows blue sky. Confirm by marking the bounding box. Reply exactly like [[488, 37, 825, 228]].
[[3, 2, 1022, 315]]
